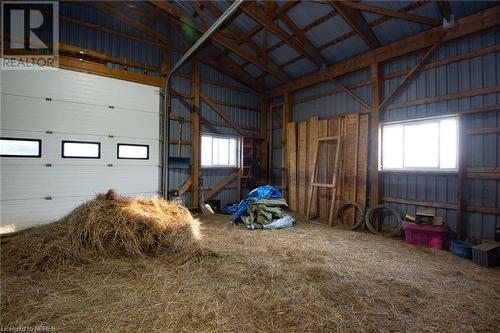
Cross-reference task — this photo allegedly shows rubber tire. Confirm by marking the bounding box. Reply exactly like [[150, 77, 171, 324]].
[[365, 205, 403, 237], [336, 201, 365, 230]]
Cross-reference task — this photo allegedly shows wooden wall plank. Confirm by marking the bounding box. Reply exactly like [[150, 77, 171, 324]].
[[297, 121, 308, 215], [318, 120, 329, 221], [307, 117, 319, 217]]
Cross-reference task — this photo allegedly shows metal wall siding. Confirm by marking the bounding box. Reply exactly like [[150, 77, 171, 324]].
[[59, 4, 163, 68], [380, 31, 500, 240], [290, 30, 499, 240], [320, 35, 370, 64]]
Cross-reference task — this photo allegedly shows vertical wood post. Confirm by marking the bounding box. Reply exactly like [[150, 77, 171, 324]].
[[283, 92, 291, 196], [191, 62, 200, 207], [369, 62, 381, 209], [457, 113, 465, 240], [260, 99, 269, 184]]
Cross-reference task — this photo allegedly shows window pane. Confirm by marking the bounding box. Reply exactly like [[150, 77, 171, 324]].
[[218, 138, 229, 165], [404, 122, 438, 168], [212, 138, 220, 165], [229, 138, 237, 166], [440, 118, 457, 169], [118, 144, 148, 159], [382, 125, 403, 169], [201, 136, 212, 166], [0, 139, 40, 157], [63, 142, 100, 158]]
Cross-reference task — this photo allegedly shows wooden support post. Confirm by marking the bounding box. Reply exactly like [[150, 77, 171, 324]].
[[369, 62, 381, 209], [260, 99, 269, 184], [283, 92, 291, 196], [191, 62, 200, 207], [457, 112, 466, 240]]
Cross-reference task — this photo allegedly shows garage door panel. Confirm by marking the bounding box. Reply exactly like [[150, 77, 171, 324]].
[[1, 69, 160, 112], [1, 68, 160, 231], [2, 94, 159, 139], [1, 191, 158, 230], [0, 130, 159, 163], [1, 165, 158, 200]]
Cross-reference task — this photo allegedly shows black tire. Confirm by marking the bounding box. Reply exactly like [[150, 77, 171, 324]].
[[336, 201, 365, 230], [365, 205, 403, 237]]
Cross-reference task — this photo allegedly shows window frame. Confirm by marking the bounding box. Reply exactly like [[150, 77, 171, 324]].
[[379, 115, 459, 172], [0, 137, 42, 158], [200, 133, 239, 168], [117, 143, 149, 160], [61, 140, 101, 159]]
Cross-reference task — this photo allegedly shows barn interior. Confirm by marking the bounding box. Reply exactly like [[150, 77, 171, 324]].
[[1, 1, 500, 332]]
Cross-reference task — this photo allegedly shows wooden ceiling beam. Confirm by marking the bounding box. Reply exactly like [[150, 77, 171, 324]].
[[275, 1, 431, 70], [240, 1, 326, 67], [233, 1, 301, 46], [90, 3, 171, 46], [149, 0, 289, 82], [278, 7, 328, 66], [264, 5, 500, 99], [342, 2, 441, 26], [328, 1, 381, 49], [169, 20, 262, 92]]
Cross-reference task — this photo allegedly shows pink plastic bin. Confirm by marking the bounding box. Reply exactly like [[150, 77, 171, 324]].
[[401, 222, 449, 249]]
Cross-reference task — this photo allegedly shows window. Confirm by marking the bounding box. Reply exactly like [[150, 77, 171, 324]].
[[380, 116, 458, 171], [117, 143, 149, 160], [201, 134, 238, 167], [62, 140, 100, 158], [0, 138, 41, 157]]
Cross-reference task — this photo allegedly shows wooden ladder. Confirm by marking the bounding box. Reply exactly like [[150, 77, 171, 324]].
[[306, 135, 342, 226]]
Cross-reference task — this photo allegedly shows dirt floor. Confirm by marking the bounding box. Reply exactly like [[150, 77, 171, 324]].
[[2, 213, 500, 332]]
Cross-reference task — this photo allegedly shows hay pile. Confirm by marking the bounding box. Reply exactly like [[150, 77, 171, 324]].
[[1, 190, 201, 271]]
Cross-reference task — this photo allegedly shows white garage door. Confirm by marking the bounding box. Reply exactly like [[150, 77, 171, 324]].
[[1, 68, 160, 232]]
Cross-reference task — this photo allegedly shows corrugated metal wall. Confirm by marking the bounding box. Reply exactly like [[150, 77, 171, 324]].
[[169, 63, 261, 208], [58, 3, 261, 208], [291, 29, 500, 240]]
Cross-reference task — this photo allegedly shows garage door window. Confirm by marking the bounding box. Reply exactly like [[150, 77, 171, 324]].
[[62, 141, 101, 159], [380, 116, 458, 171], [201, 134, 238, 167], [0, 138, 41, 157], [117, 144, 149, 160]]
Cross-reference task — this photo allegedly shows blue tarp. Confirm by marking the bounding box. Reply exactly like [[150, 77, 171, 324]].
[[224, 185, 282, 224]]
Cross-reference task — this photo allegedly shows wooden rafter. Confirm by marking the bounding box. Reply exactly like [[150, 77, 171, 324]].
[[264, 5, 500, 99], [240, 1, 326, 68], [91, 3, 170, 46], [379, 42, 442, 111], [149, 0, 289, 82], [279, 7, 328, 67], [232, 1, 300, 48], [167, 14, 262, 91], [342, 2, 441, 26], [269, 1, 429, 68], [199, 1, 283, 77], [328, 1, 381, 49]]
